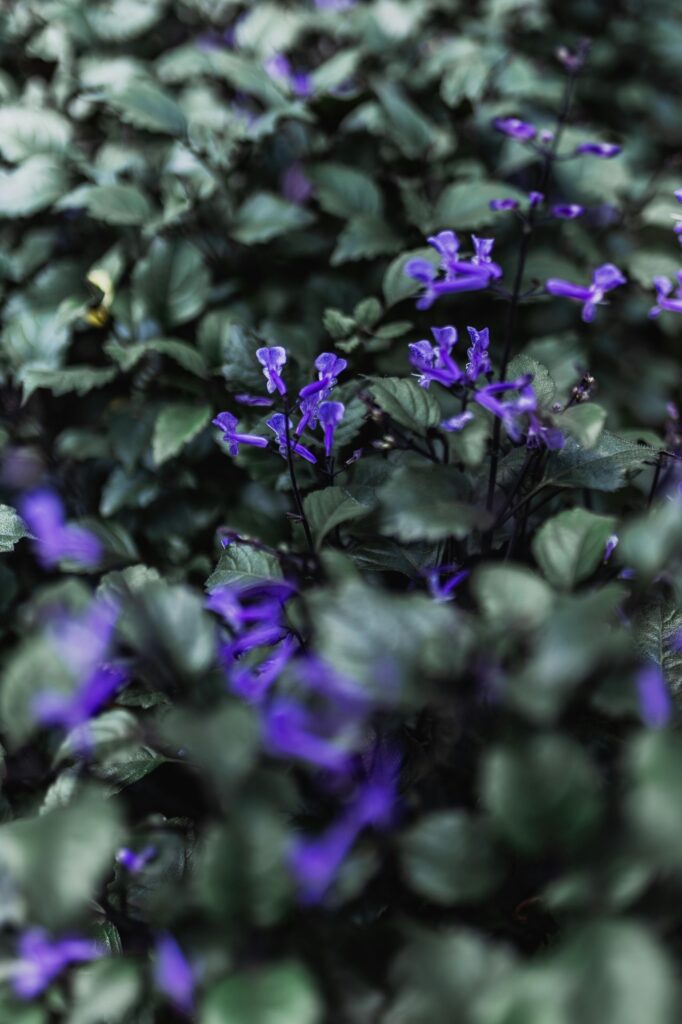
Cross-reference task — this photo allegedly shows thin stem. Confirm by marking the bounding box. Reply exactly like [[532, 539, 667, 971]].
[[647, 452, 664, 507], [283, 409, 316, 558]]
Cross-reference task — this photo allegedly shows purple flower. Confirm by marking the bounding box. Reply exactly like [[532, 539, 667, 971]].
[[408, 326, 462, 389], [267, 413, 317, 463], [212, 412, 269, 456], [636, 665, 671, 729], [471, 236, 502, 279], [263, 699, 355, 771], [440, 411, 474, 432], [316, 0, 356, 8], [318, 401, 345, 456], [297, 352, 347, 435], [493, 117, 536, 141], [529, 191, 544, 207], [11, 929, 101, 999], [20, 489, 101, 570], [33, 664, 129, 736], [575, 142, 622, 158], [234, 393, 274, 407], [264, 54, 312, 98], [256, 346, 287, 395], [545, 263, 627, 322], [116, 845, 157, 873], [229, 635, 297, 703], [154, 934, 194, 1016], [281, 162, 313, 204], [525, 419, 565, 451], [425, 566, 470, 602], [603, 534, 619, 562], [490, 198, 520, 211], [48, 599, 119, 680], [465, 325, 491, 381], [475, 374, 537, 442], [649, 273, 682, 318], [405, 233, 501, 310], [551, 203, 585, 219]]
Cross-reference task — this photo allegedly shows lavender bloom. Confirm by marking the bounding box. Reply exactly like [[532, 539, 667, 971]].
[[405, 233, 501, 310], [116, 845, 157, 873], [636, 665, 672, 729], [539, 129, 554, 145], [318, 401, 345, 456], [48, 599, 119, 680], [234, 393, 274, 407], [493, 117, 536, 141], [529, 191, 544, 207], [575, 142, 622, 158], [525, 419, 565, 451], [551, 203, 585, 219], [297, 352, 347, 434], [264, 54, 312, 98], [290, 814, 359, 904], [545, 263, 627, 322], [263, 699, 355, 771], [256, 346, 287, 395], [649, 273, 682, 318], [425, 566, 470, 602], [465, 325, 491, 381], [267, 414, 317, 463], [281, 162, 313, 204], [475, 375, 537, 442], [11, 929, 101, 999], [603, 534, 619, 562], [229, 635, 297, 703], [440, 411, 474, 432], [212, 412, 269, 456], [20, 489, 101, 570], [471, 236, 503, 279], [490, 198, 520, 211], [154, 934, 194, 1016], [33, 663, 129, 736], [409, 326, 462, 389]]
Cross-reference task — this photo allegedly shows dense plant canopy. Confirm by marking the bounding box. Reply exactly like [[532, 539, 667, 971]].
[[1, 0, 682, 1021]]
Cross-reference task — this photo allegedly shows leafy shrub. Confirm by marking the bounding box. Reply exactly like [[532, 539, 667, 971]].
[[0, 0, 681, 1021]]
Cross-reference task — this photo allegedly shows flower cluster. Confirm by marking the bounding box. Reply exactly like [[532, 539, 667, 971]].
[[405, 231, 502, 310]]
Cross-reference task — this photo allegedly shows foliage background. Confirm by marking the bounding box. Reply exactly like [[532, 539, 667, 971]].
[[0, 0, 681, 1021]]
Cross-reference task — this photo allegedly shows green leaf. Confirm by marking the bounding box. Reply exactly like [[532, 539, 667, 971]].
[[322, 308, 356, 341], [634, 600, 682, 698], [308, 163, 383, 219], [330, 215, 402, 265], [232, 193, 315, 244], [400, 811, 501, 905], [120, 581, 215, 679], [0, 107, 73, 162], [380, 465, 482, 542], [133, 238, 211, 326], [482, 735, 602, 853], [532, 508, 616, 589], [0, 787, 122, 928], [201, 961, 321, 1024], [152, 402, 211, 465], [473, 564, 554, 629], [303, 487, 374, 549], [206, 545, 283, 590], [557, 403, 607, 449], [103, 81, 187, 136], [67, 959, 142, 1024], [374, 81, 441, 159], [545, 432, 653, 491], [626, 732, 682, 870], [446, 406, 490, 468], [434, 181, 526, 230], [19, 366, 117, 403], [619, 498, 682, 579], [76, 184, 153, 226], [367, 377, 441, 435], [105, 338, 207, 377], [382, 247, 440, 307], [0, 505, 28, 553], [0, 155, 70, 217]]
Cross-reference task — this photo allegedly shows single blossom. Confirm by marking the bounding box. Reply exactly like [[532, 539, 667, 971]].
[[154, 934, 194, 1016], [465, 325, 491, 381], [575, 142, 622, 158], [649, 273, 682, 318], [603, 534, 619, 562], [234, 393, 274, 407], [490, 198, 519, 211], [20, 489, 101, 570], [297, 352, 347, 434], [475, 374, 537, 442], [267, 413, 317, 463], [11, 929, 101, 999], [33, 663, 129, 738], [551, 203, 585, 219], [212, 412, 269, 456], [528, 191, 544, 207], [409, 326, 462, 389], [256, 346, 288, 395], [116, 845, 157, 873], [440, 411, 474, 432], [424, 566, 470, 602], [636, 665, 672, 729], [318, 401, 345, 456], [229, 635, 297, 703], [264, 53, 312, 97], [493, 116, 536, 141], [263, 698, 357, 772], [545, 263, 627, 322]]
